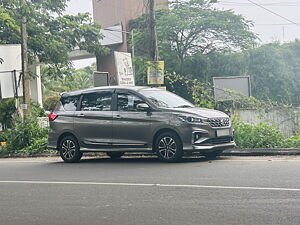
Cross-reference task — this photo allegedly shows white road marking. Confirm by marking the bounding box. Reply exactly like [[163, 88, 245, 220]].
[[0, 180, 300, 192], [0, 159, 61, 163], [222, 159, 300, 162]]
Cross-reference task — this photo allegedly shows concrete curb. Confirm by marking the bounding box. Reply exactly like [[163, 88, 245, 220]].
[[222, 148, 300, 156], [1, 148, 300, 158]]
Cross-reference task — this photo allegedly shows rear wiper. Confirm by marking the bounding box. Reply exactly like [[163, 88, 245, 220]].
[[174, 105, 193, 108]]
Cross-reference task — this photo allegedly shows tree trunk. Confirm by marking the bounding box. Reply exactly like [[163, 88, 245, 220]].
[[20, 0, 30, 119]]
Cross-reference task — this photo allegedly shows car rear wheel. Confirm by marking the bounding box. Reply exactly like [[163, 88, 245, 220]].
[[155, 132, 183, 162], [106, 151, 125, 159], [59, 136, 82, 163]]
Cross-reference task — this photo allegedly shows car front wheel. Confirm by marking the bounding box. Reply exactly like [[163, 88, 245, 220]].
[[59, 136, 82, 163], [155, 132, 183, 162]]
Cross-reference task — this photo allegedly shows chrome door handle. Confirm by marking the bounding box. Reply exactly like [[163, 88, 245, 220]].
[[114, 115, 121, 119], [77, 114, 85, 117]]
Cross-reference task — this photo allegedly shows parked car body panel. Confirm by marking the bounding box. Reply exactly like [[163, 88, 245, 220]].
[[48, 86, 235, 155]]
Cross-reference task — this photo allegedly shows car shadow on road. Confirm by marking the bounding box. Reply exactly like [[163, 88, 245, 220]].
[[64, 155, 228, 164]]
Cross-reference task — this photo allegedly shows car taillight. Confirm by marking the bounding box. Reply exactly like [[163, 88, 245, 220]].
[[48, 112, 58, 121], [48, 101, 59, 121]]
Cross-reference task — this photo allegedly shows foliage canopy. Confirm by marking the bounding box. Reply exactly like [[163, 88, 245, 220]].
[[0, 0, 108, 66]]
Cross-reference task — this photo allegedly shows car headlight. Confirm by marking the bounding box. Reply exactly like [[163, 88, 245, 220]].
[[178, 115, 208, 124]]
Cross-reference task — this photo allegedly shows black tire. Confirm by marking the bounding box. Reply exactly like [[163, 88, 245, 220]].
[[59, 136, 82, 163], [202, 150, 223, 159], [106, 151, 125, 159], [155, 132, 183, 162]]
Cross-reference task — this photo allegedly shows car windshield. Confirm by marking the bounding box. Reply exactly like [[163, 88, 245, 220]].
[[140, 90, 194, 108]]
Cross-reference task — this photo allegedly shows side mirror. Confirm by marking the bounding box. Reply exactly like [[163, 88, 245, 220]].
[[136, 103, 150, 112]]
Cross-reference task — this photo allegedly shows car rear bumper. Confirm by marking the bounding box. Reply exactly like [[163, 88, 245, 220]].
[[47, 132, 58, 150]]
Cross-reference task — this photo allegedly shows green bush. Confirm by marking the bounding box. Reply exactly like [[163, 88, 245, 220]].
[[282, 134, 300, 148], [31, 102, 47, 117], [4, 116, 48, 154], [43, 96, 60, 111], [19, 137, 49, 155], [0, 130, 7, 141], [234, 122, 285, 148], [0, 98, 16, 129]]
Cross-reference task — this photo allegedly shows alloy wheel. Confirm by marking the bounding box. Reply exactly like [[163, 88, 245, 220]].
[[61, 139, 76, 160], [158, 136, 177, 159]]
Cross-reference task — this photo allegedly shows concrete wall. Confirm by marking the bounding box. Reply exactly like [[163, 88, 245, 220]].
[[29, 63, 43, 106], [233, 108, 300, 137], [93, 0, 167, 28], [93, 0, 167, 52]]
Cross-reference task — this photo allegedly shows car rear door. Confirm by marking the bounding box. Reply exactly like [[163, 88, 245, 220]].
[[74, 90, 113, 147], [112, 90, 151, 148]]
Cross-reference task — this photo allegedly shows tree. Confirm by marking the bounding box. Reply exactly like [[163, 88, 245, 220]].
[[130, 0, 257, 73], [0, 7, 20, 44], [0, 0, 108, 70], [206, 40, 300, 105], [41, 64, 95, 97]]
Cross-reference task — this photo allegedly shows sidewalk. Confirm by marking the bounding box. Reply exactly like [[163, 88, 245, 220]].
[[223, 148, 300, 156]]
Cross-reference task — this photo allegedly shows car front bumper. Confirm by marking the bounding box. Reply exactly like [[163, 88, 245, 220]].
[[191, 141, 236, 151]]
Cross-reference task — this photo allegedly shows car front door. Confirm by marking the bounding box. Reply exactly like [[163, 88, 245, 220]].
[[74, 90, 113, 147], [112, 91, 152, 148]]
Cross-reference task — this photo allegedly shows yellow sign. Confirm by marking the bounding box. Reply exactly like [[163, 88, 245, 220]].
[[147, 61, 164, 85]]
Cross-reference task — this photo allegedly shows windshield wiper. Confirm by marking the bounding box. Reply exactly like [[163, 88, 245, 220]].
[[174, 105, 193, 108]]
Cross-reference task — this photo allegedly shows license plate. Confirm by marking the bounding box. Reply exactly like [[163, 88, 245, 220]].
[[217, 129, 230, 137]]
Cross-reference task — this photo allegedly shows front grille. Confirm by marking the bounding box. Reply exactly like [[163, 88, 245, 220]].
[[202, 137, 232, 145], [208, 118, 230, 127]]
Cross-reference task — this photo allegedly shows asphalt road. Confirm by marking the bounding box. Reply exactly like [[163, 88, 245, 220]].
[[1, 155, 300, 225]]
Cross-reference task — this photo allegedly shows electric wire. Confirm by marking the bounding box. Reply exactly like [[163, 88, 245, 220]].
[[246, 0, 300, 27]]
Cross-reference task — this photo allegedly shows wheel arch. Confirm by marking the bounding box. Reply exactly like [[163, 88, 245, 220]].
[[152, 128, 182, 151], [57, 132, 79, 149]]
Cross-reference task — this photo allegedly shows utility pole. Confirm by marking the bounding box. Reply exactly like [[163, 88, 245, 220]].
[[148, 0, 159, 61], [20, 0, 30, 119]]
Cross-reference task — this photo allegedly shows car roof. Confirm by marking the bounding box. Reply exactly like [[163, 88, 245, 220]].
[[60, 86, 164, 97]]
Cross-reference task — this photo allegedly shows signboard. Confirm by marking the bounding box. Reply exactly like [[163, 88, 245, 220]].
[[0, 71, 23, 99], [213, 76, 251, 101], [93, 71, 109, 87], [114, 51, 135, 86], [0, 44, 22, 72], [20, 104, 28, 110], [0, 45, 23, 99], [147, 61, 164, 85]]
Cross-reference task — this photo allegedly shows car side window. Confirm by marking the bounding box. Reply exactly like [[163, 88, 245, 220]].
[[61, 96, 80, 111], [117, 93, 145, 112], [81, 92, 112, 111]]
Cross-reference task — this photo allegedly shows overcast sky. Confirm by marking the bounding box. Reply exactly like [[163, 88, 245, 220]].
[[216, 0, 300, 43], [65, 0, 300, 68]]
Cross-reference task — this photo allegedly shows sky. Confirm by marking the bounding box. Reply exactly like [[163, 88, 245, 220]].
[[65, 0, 300, 68], [65, 0, 94, 68], [216, 0, 300, 43]]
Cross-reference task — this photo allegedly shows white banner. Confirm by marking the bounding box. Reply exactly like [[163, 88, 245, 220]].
[[0, 71, 23, 99], [0, 44, 22, 72], [114, 51, 135, 86], [0, 44, 22, 99]]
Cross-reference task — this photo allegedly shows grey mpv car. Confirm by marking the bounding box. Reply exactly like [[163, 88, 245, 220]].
[[48, 86, 235, 162]]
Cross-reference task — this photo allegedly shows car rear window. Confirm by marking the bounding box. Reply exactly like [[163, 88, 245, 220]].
[[60, 95, 80, 111]]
